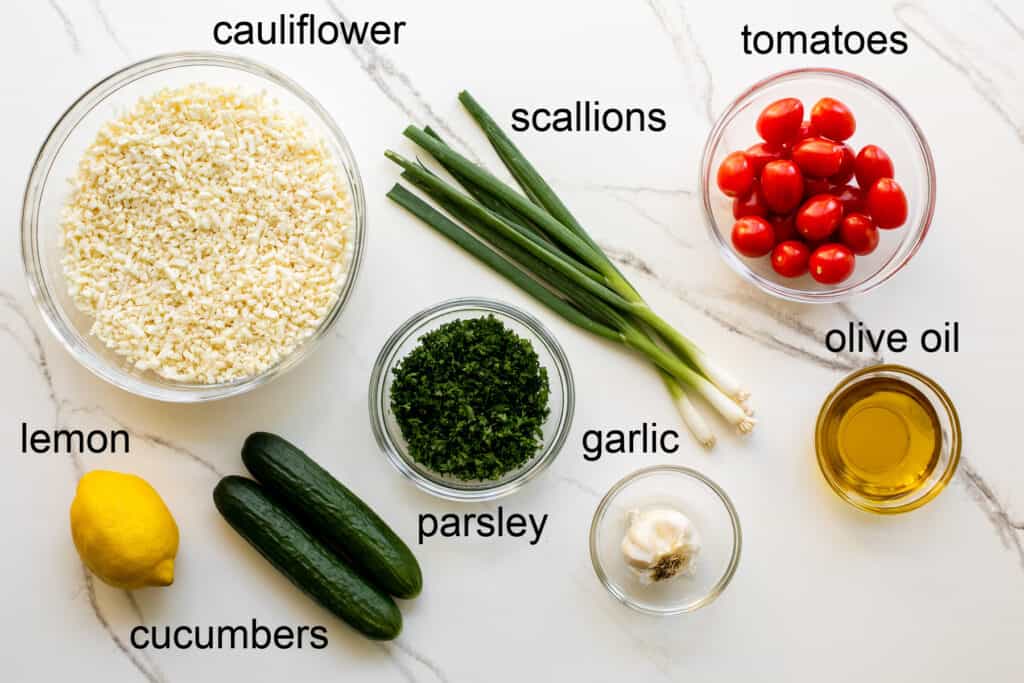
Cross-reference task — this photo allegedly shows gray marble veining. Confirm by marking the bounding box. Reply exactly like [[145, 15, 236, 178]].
[[323, 0, 482, 162], [46, 0, 81, 54]]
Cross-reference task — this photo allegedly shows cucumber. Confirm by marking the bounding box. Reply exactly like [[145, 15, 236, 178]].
[[213, 476, 402, 641], [242, 432, 423, 599]]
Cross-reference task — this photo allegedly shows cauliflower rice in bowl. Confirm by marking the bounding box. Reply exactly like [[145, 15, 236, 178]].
[[59, 82, 353, 384]]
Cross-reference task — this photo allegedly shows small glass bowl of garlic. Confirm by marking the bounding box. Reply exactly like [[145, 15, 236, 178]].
[[589, 466, 742, 615]]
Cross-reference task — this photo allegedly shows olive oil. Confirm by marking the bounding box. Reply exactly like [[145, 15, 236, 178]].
[[817, 376, 941, 501]]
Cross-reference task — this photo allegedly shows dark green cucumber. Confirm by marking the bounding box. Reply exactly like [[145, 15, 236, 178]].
[[213, 476, 401, 641], [242, 432, 423, 599]]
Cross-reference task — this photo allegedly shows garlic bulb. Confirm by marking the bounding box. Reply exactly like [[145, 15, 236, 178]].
[[621, 507, 701, 584]]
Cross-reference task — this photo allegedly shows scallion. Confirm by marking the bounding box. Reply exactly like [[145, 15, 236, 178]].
[[384, 92, 755, 445]]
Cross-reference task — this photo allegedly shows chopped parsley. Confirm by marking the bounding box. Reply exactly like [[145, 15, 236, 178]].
[[390, 315, 551, 481]]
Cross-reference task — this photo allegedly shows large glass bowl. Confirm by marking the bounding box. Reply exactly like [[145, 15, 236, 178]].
[[700, 68, 935, 303], [21, 52, 365, 401], [590, 466, 742, 615], [369, 298, 574, 502]]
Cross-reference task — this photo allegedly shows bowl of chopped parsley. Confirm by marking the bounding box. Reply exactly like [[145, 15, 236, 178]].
[[370, 298, 574, 501]]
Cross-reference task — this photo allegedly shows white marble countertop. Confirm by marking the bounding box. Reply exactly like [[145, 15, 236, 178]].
[[3, 0, 1022, 681]]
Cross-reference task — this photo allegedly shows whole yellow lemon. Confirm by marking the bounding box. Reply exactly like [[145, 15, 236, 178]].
[[70, 470, 179, 589]]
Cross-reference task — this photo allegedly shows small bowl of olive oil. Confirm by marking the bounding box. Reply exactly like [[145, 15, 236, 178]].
[[815, 365, 961, 514]]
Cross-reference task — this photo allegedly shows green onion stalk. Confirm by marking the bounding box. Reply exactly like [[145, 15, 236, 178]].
[[384, 92, 754, 446]]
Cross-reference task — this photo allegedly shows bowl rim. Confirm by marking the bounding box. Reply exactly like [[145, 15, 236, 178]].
[[20, 51, 366, 402], [814, 363, 962, 514], [368, 296, 575, 502], [699, 67, 937, 303], [589, 464, 743, 615]]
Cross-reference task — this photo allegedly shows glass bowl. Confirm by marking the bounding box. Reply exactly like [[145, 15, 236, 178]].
[[589, 466, 742, 615], [369, 298, 574, 501], [700, 68, 935, 303], [20, 52, 366, 401], [815, 364, 961, 514]]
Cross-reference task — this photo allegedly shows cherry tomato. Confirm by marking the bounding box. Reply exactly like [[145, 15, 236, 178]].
[[744, 142, 784, 174], [809, 244, 856, 284], [768, 213, 798, 243], [866, 178, 908, 229], [732, 183, 768, 219], [810, 98, 856, 141], [760, 160, 804, 213], [771, 240, 810, 278], [828, 144, 856, 185], [717, 151, 755, 198], [839, 213, 879, 255], [803, 176, 832, 198], [757, 98, 804, 145], [831, 184, 865, 214], [792, 137, 845, 178], [854, 145, 894, 188], [796, 194, 843, 241], [731, 216, 775, 257]]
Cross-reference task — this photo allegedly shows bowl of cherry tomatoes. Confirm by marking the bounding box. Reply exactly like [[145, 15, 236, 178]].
[[700, 68, 935, 303]]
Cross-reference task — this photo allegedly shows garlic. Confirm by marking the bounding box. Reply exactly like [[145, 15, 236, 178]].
[[621, 507, 700, 584]]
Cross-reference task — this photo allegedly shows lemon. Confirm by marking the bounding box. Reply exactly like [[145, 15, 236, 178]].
[[70, 470, 179, 589]]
